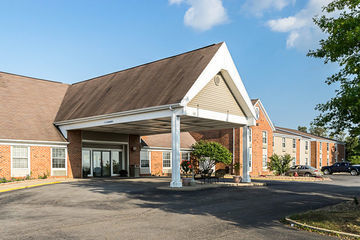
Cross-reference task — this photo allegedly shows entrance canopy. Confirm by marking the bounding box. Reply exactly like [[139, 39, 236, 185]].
[[54, 42, 256, 187]]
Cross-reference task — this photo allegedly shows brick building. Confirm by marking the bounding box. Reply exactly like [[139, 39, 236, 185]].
[[0, 42, 257, 187]]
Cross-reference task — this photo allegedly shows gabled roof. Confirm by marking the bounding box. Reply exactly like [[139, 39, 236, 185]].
[[141, 132, 196, 149], [251, 99, 275, 131], [274, 128, 310, 139], [0, 72, 69, 142], [275, 126, 343, 143], [55, 43, 223, 122]]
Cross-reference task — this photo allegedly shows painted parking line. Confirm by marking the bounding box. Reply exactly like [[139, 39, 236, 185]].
[[0, 181, 62, 193]]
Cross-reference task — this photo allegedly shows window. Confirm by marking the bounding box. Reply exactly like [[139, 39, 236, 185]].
[[12, 146, 29, 168], [282, 138, 286, 148], [327, 143, 329, 151], [249, 128, 252, 144], [163, 152, 171, 168], [249, 149, 252, 170], [262, 149, 267, 169], [305, 141, 309, 151], [52, 148, 66, 169], [319, 159, 322, 167], [255, 107, 260, 120], [320, 142, 322, 151], [305, 158, 308, 165], [262, 131, 267, 144], [335, 144, 337, 152], [292, 156, 296, 166], [140, 151, 150, 168], [181, 152, 190, 161], [272, 136, 274, 147], [292, 139, 296, 148], [327, 157, 329, 166]]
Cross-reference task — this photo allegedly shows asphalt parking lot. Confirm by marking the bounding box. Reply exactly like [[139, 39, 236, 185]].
[[0, 174, 359, 240]]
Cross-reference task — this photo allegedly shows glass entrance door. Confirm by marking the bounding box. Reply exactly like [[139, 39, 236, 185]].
[[93, 151, 102, 177], [102, 151, 111, 177], [92, 150, 111, 177]]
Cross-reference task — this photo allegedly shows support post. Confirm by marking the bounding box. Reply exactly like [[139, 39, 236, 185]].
[[170, 112, 182, 187], [242, 126, 251, 183]]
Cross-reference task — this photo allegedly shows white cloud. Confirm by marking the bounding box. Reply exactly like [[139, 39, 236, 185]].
[[266, 0, 332, 49], [242, 0, 295, 17], [169, 0, 228, 31]]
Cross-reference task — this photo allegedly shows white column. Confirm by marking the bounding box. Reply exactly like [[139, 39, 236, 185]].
[[242, 126, 251, 183], [170, 112, 182, 188]]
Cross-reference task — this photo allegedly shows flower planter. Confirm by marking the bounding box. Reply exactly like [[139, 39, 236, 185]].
[[182, 177, 192, 186], [233, 176, 242, 183]]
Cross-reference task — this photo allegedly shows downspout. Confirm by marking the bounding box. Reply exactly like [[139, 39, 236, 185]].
[[233, 128, 235, 174]]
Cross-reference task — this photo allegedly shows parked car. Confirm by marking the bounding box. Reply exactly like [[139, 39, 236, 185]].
[[321, 162, 360, 176], [286, 165, 322, 177]]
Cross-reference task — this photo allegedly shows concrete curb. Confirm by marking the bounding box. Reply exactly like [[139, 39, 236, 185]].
[[0, 181, 62, 193], [285, 217, 360, 239], [251, 177, 330, 182]]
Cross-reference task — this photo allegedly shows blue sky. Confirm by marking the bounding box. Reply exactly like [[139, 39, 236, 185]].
[[0, 0, 337, 129]]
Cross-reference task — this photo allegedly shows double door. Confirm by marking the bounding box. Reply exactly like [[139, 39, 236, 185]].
[[93, 151, 111, 177]]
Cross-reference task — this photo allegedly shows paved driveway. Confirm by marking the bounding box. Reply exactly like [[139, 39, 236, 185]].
[[0, 175, 359, 240]]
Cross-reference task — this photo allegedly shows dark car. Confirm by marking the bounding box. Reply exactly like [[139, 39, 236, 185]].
[[286, 165, 322, 177], [321, 162, 360, 176]]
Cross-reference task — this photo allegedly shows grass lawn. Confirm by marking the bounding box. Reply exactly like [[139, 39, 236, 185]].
[[290, 199, 360, 236]]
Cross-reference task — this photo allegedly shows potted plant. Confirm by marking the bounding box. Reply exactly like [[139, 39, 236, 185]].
[[233, 163, 242, 183], [181, 160, 193, 186]]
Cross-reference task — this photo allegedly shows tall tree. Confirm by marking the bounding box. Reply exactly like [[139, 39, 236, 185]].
[[309, 123, 328, 137], [297, 126, 308, 133], [308, 0, 360, 137], [345, 136, 360, 164]]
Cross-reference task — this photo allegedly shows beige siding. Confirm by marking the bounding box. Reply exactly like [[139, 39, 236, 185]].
[[188, 74, 245, 117], [299, 139, 310, 165], [273, 136, 296, 159]]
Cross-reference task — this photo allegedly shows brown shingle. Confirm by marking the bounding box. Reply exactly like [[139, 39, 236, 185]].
[[0, 72, 69, 142], [55, 43, 223, 122]]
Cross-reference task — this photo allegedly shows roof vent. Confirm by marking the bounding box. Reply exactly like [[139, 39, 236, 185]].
[[214, 75, 221, 86]]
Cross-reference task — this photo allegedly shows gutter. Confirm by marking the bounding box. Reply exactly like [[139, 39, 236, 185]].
[[54, 103, 183, 126]]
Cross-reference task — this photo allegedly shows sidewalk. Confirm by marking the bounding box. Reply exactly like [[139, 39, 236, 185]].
[[0, 178, 75, 193]]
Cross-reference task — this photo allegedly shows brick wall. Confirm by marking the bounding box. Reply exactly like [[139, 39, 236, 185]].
[[150, 151, 163, 176], [338, 143, 345, 162], [30, 146, 51, 178], [311, 141, 317, 167], [129, 135, 141, 167], [0, 145, 11, 179], [67, 130, 82, 178]]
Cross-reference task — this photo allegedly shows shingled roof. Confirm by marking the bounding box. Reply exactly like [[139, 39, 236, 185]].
[[0, 72, 69, 142], [55, 43, 223, 122], [275, 126, 342, 143]]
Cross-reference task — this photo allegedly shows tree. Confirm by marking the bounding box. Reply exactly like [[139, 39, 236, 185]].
[[308, 0, 360, 137], [297, 126, 308, 133], [268, 153, 293, 176], [309, 123, 328, 137], [345, 136, 360, 164], [191, 141, 232, 172]]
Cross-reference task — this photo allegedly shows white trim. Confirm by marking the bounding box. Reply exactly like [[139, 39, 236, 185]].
[[162, 151, 172, 169], [54, 103, 182, 125], [0, 139, 68, 146], [142, 146, 192, 151], [82, 139, 129, 145], [253, 99, 275, 131], [273, 133, 306, 139], [184, 106, 254, 126], [50, 147, 67, 177]]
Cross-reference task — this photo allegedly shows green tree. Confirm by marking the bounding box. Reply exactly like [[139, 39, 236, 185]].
[[308, 0, 360, 137], [345, 136, 360, 164], [268, 153, 293, 176], [191, 141, 232, 171], [298, 126, 308, 133], [309, 123, 328, 137]]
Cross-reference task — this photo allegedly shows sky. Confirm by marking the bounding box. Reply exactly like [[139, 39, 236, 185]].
[[0, 0, 339, 129]]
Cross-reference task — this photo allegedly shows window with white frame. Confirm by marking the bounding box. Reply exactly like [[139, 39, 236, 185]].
[[140, 150, 150, 168], [12, 146, 29, 168], [163, 152, 171, 168], [249, 149, 252, 170], [181, 152, 190, 161], [305, 141, 309, 150], [305, 158, 308, 165], [255, 107, 260, 120], [319, 159, 322, 167], [282, 138, 286, 148], [327, 143, 329, 151], [272, 136, 274, 147], [249, 128, 252, 145], [262, 149, 267, 169], [52, 148, 66, 169], [335, 144, 337, 152], [262, 131, 267, 144], [327, 157, 329, 165], [320, 142, 322, 151], [293, 156, 296, 166], [292, 139, 296, 148]]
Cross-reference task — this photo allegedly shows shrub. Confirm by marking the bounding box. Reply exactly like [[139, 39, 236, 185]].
[[181, 160, 192, 176], [268, 153, 293, 176], [191, 141, 232, 172]]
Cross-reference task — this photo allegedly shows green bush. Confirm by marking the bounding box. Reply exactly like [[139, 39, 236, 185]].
[[192, 141, 232, 171], [268, 153, 293, 176], [348, 155, 360, 165]]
